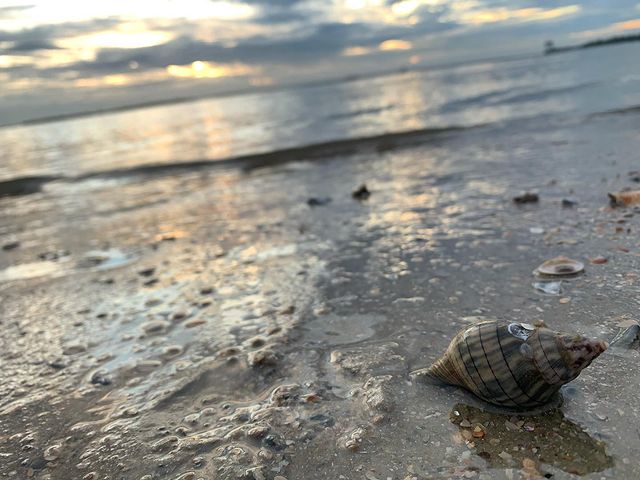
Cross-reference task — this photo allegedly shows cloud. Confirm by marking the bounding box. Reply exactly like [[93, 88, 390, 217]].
[[238, 0, 319, 25], [3, 38, 60, 52], [38, 19, 447, 78], [0, 4, 34, 18], [0, 17, 121, 45], [254, 9, 309, 24]]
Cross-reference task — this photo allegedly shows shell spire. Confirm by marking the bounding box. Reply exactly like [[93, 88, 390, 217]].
[[426, 321, 607, 409]]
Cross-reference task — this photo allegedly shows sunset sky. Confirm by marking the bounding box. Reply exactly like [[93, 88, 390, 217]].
[[1, 0, 639, 124]]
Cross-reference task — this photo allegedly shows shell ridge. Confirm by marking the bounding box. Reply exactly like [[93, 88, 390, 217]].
[[427, 336, 467, 387], [463, 331, 494, 401], [535, 331, 565, 384], [427, 353, 463, 386], [494, 324, 537, 404], [455, 333, 484, 393], [478, 324, 521, 407]]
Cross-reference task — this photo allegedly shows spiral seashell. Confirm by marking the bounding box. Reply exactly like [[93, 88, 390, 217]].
[[428, 321, 607, 409]]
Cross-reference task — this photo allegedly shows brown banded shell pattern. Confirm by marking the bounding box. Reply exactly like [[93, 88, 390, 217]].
[[427, 321, 595, 408]]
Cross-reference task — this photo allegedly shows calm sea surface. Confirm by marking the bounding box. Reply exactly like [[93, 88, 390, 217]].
[[1, 43, 639, 180]]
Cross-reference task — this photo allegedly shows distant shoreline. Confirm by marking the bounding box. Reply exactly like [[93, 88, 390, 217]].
[[545, 32, 640, 55]]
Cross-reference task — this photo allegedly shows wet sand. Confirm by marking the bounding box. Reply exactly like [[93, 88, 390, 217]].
[[1, 111, 640, 480]]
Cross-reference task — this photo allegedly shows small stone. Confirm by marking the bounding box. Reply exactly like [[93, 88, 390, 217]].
[[274, 476, 288, 480], [472, 426, 485, 438], [62, 342, 87, 355], [248, 348, 279, 367], [498, 451, 513, 463], [218, 346, 240, 357], [151, 436, 179, 453], [121, 406, 138, 417], [248, 336, 266, 348], [138, 267, 155, 277], [307, 197, 331, 207], [559, 297, 571, 304], [90, 370, 112, 386], [184, 318, 206, 328], [2, 241, 20, 251], [513, 192, 538, 204], [459, 419, 472, 428], [309, 413, 334, 427], [162, 345, 184, 357], [590, 256, 608, 264], [352, 184, 371, 200], [173, 473, 196, 480], [82, 473, 97, 480], [141, 320, 170, 335], [172, 311, 188, 322], [247, 426, 270, 439], [43, 444, 62, 461]]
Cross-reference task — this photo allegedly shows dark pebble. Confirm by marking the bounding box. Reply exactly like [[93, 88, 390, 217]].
[[2, 241, 20, 251], [307, 197, 331, 207], [38, 249, 70, 261], [262, 434, 286, 451], [352, 184, 371, 201], [47, 359, 67, 370], [138, 267, 156, 277], [309, 413, 335, 427], [513, 192, 539, 204], [561, 198, 577, 207], [91, 371, 112, 386]]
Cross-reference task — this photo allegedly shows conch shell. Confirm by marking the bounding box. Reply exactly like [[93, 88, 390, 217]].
[[428, 321, 607, 409]]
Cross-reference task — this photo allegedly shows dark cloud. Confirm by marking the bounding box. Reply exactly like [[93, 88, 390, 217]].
[[46, 16, 457, 78], [254, 9, 309, 24], [0, 4, 34, 18], [238, 0, 317, 25], [0, 18, 120, 45], [4, 39, 60, 52]]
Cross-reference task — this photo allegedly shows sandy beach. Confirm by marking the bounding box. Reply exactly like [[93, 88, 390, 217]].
[[2, 91, 640, 479]]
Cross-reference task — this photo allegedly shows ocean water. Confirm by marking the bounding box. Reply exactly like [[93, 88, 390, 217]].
[[1, 43, 639, 181]]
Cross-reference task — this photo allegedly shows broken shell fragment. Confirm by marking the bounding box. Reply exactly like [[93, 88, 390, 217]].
[[610, 323, 640, 350], [532, 281, 562, 295], [609, 190, 640, 207], [535, 256, 584, 277], [426, 321, 607, 409]]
